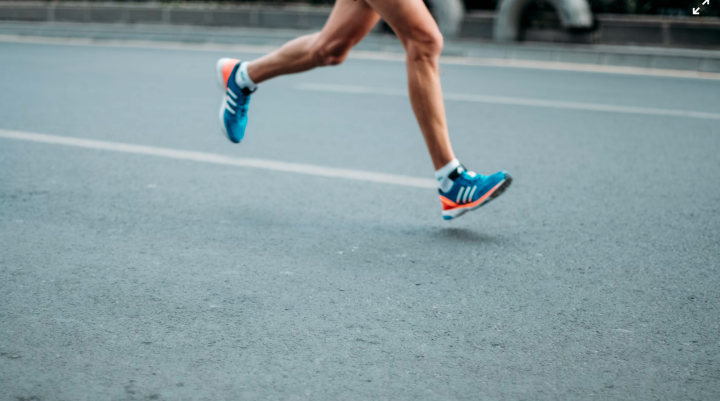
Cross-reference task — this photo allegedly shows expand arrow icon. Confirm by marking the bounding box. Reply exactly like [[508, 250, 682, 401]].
[[693, 7, 700, 14], [703, 0, 709, 5]]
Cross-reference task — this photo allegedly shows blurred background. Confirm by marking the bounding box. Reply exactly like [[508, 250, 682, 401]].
[[30, 0, 720, 16], [2, 0, 719, 49]]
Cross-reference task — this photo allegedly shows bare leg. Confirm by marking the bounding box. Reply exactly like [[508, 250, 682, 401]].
[[246, 0, 380, 84], [362, 0, 455, 169], [244, 0, 456, 170]]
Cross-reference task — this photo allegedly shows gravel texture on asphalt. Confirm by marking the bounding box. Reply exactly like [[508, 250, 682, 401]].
[[1, 41, 719, 401]]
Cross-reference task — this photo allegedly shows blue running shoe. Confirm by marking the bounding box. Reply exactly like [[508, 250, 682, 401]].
[[216, 58, 255, 143], [439, 168, 512, 220]]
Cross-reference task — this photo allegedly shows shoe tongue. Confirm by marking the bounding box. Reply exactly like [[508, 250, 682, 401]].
[[465, 171, 476, 178]]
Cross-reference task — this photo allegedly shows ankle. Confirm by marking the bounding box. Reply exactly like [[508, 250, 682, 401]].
[[235, 61, 258, 90], [435, 159, 464, 192]]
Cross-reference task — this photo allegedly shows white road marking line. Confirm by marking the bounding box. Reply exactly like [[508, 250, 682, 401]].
[[297, 83, 720, 121], [435, 55, 720, 81], [0, 129, 437, 189], [1, 34, 720, 81]]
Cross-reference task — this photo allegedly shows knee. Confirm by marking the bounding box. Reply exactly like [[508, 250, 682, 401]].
[[312, 37, 353, 67], [405, 27, 444, 63]]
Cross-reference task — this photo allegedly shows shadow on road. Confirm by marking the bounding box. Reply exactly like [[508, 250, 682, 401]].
[[432, 227, 498, 244]]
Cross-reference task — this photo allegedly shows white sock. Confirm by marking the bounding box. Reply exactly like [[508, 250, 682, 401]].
[[234, 62, 257, 90], [435, 158, 464, 193]]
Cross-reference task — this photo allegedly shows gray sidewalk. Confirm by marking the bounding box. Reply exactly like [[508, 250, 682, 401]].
[[2, 21, 720, 72]]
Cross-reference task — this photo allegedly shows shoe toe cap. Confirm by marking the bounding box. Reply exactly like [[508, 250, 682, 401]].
[[223, 114, 246, 143]]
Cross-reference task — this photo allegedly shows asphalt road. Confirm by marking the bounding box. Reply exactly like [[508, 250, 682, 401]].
[[1, 39, 719, 400]]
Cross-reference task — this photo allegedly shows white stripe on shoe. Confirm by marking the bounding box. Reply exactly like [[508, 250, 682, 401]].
[[462, 186, 472, 203], [227, 88, 237, 99], [456, 187, 465, 204], [468, 186, 477, 202]]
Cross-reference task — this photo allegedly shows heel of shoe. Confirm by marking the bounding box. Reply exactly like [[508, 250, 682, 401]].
[[216, 58, 233, 90]]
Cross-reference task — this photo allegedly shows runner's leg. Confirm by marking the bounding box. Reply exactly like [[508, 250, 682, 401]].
[[215, 0, 377, 143], [219, 0, 512, 220], [359, 0, 513, 221], [362, 0, 455, 169], [246, 0, 380, 84]]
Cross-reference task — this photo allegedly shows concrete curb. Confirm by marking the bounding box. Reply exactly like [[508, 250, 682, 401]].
[[1, 21, 719, 73], [1, 2, 719, 49]]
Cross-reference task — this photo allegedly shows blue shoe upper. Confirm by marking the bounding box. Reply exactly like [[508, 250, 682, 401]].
[[222, 63, 254, 143], [440, 170, 507, 205]]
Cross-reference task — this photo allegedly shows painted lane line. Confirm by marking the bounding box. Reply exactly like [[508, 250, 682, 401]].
[[0, 129, 437, 189], [2, 34, 720, 81], [435, 55, 720, 81], [297, 83, 720, 121], [350, 49, 720, 81]]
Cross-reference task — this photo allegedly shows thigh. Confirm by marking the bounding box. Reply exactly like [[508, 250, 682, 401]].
[[319, 0, 381, 46], [362, 0, 439, 44]]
